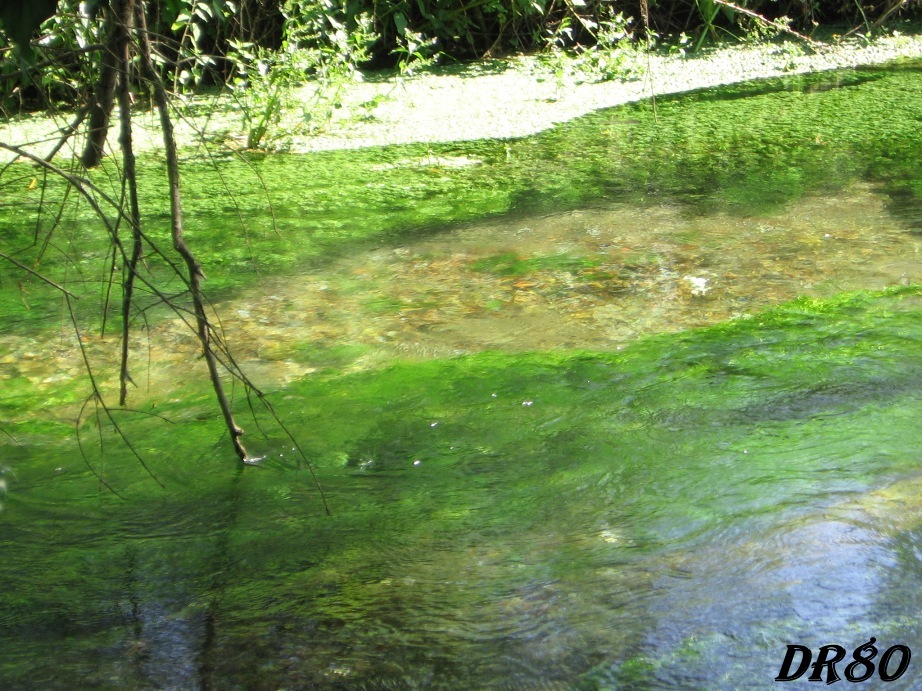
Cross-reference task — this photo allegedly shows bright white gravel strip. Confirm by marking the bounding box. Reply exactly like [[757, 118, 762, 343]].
[[287, 35, 922, 152], [3, 33, 922, 159]]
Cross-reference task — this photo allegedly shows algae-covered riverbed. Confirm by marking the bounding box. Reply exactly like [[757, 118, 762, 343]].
[[1, 61, 922, 688]]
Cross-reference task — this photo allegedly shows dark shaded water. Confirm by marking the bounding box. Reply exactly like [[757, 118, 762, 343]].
[[2, 62, 922, 688]]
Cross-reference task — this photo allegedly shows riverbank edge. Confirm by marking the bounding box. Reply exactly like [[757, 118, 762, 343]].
[[283, 33, 922, 153], [3, 32, 922, 160]]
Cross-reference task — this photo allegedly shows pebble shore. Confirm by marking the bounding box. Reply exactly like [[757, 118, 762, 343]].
[[4, 33, 922, 158], [284, 33, 922, 152]]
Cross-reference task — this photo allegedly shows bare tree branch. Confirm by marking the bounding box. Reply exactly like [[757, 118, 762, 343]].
[[0, 249, 78, 297], [67, 293, 164, 491], [136, 0, 248, 461], [713, 0, 820, 47], [113, 0, 143, 406]]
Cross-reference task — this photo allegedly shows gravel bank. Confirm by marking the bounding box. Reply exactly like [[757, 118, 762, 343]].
[[287, 34, 922, 152], [4, 33, 922, 159]]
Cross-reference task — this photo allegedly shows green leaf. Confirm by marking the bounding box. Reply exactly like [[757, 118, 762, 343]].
[[394, 12, 408, 36], [194, 2, 213, 20], [0, 0, 59, 54], [171, 12, 193, 31]]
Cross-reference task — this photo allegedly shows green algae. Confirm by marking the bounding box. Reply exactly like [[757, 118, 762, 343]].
[[3, 60, 922, 327], [470, 251, 602, 277], [2, 288, 920, 687], [3, 60, 922, 687]]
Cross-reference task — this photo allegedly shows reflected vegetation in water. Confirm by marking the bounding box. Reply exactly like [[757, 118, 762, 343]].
[[1, 62, 922, 688]]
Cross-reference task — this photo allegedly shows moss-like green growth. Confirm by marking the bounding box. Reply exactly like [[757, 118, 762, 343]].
[[3, 61, 922, 688], [4, 60, 922, 326], [260, 291, 922, 688], [3, 289, 919, 687], [471, 251, 602, 276]]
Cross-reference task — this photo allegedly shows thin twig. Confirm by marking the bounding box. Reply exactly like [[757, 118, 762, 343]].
[[0, 426, 22, 446], [0, 250, 79, 297], [256, 391, 331, 516], [76, 394, 128, 499], [713, 0, 821, 47], [136, 3, 248, 461], [0, 44, 107, 83], [0, 141, 199, 307], [45, 107, 90, 164], [67, 293, 165, 489]]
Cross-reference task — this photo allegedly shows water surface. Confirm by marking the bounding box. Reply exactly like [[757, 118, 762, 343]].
[[1, 62, 922, 689]]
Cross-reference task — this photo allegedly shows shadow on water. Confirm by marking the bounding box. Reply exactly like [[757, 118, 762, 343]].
[[2, 61, 922, 688]]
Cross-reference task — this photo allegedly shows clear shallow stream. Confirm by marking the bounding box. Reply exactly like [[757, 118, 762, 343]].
[[1, 62, 922, 688]]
